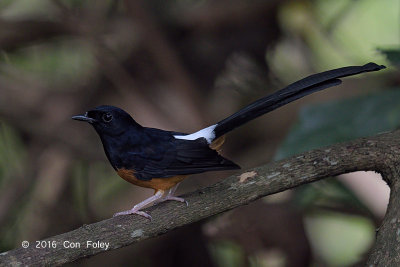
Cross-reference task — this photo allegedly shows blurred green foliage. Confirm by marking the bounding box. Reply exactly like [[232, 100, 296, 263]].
[[0, 123, 28, 251], [0, 0, 57, 20], [0, 123, 26, 184], [210, 241, 245, 267], [293, 177, 369, 213], [276, 89, 400, 159], [4, 40, 95, 86], [269, 0, 397, 82], [304, 211, 375, 266], [379, 48, 400, 67]]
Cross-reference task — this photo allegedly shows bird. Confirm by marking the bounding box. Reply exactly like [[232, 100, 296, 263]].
[[72, 62, 385, 219]]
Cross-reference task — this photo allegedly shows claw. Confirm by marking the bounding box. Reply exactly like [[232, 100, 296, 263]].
[[112, 190, 163, 220]]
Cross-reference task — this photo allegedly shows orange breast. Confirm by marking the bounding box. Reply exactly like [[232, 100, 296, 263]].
[[117, 168, 187, 191]]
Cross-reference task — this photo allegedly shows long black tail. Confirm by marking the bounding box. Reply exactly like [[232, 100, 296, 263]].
[[213, 62, 385, 139]]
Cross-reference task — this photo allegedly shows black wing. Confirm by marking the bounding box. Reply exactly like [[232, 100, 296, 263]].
[[129, 131, 239, 180]]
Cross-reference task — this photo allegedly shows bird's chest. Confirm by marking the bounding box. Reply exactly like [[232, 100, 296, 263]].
[[102, 134, 170, 169]]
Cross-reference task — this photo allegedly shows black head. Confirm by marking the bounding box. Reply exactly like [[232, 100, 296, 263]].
[[72, 105, 141, 136]]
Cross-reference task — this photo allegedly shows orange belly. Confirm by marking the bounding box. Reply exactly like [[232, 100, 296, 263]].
[[117, 168, 187, 191]]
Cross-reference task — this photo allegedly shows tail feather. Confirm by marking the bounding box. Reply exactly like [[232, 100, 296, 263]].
[[213, 62, 385, 139]]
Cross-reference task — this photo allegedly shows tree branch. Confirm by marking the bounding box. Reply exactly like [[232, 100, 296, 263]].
[[1, 130, 400, 266]]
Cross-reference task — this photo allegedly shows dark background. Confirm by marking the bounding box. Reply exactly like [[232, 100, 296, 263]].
[[0, 0, 398, 266]]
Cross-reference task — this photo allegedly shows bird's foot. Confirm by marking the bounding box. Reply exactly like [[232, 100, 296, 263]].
[[113, 209, 152, 220]]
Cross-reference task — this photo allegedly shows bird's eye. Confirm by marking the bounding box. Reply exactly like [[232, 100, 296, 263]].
[[102, 113, 113, 123]]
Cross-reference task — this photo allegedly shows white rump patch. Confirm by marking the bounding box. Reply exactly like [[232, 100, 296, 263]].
[[174, 124, 217, 144]]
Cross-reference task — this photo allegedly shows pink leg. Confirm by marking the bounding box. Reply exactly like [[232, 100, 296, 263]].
[[113, 190, 164, 220]]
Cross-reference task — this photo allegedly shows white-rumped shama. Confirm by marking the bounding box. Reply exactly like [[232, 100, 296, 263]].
[[72, 62, 385, 219]]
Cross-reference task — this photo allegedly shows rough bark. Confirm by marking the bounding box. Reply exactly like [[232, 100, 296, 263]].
[[2, 130, 400, 266]]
